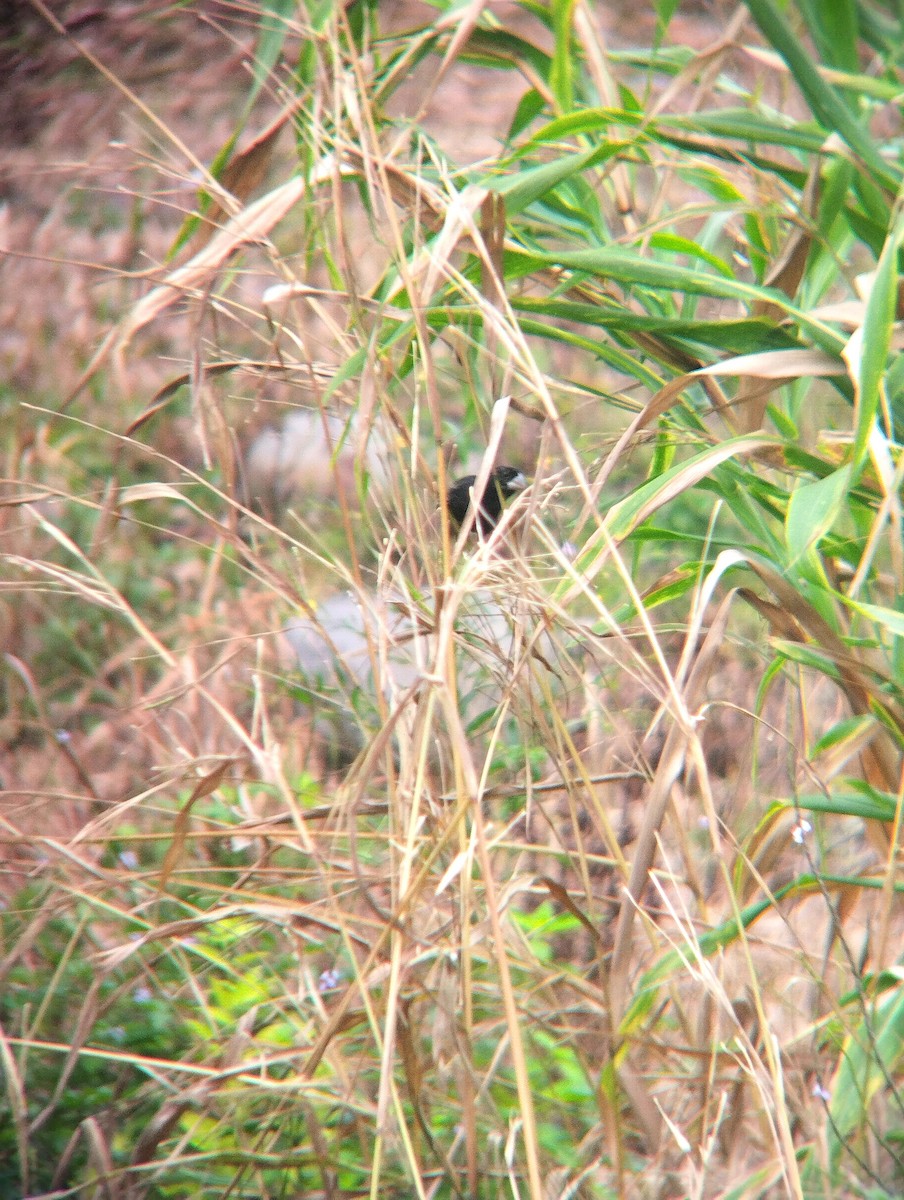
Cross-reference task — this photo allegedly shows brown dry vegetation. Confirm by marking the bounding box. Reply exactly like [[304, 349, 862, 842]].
[[2, 0, 780, 857], [1, 3, 903, 1199]]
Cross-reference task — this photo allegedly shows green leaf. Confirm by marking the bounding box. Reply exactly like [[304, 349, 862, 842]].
[[785, 464, 851, 562], [797, 0, 860, 75], [508, 245, 785, 306], [744, 0, 900, 192], [507, 88, 546, 142], [491, 144, 627, 213], [826, 985, 904, 1172], [840, 596, 904, 640], [849, 217, 904, 471], [253, 0, 300, 105], [550, 0, 577, 112], [511, 298, 800, 354], [636, 570, 698, 610], [553, 436, 777, 604], [654, 0, 681, 36], [809, 715, 877, 759], [605, 437, 779, 540], [781, 790, 898, 822], [648, 232, 734, 277]]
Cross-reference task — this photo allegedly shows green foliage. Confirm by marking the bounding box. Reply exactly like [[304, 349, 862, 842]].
[[0, 888, 192, 1194]]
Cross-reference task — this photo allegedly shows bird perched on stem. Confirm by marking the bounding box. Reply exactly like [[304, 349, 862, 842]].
[[445, 466, 528, 536]]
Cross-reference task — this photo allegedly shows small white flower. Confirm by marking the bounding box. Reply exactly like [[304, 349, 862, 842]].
[[791, 818, 812, 845]]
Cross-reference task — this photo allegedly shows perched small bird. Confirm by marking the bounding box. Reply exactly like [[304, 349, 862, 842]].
[[445, 466, 528, 535]]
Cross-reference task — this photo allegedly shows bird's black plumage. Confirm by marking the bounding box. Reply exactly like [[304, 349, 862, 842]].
[[445, 466, 527, 535]]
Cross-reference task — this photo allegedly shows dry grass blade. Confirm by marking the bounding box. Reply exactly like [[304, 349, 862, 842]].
[[609, 590, 735, 1023], [0, 1023, 29, 1195], [743, 561, 904, 785], [696, 348, 844, 379], [65, 171, 323, 407], [6, 2, 904, 1195], [188, 104, 297, 250]]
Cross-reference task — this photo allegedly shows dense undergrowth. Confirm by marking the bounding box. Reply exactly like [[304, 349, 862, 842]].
[[2, 1, 904, 1197]]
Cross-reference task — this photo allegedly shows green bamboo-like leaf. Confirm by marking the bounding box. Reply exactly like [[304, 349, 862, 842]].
[[654, 0, 681, 30], [514, 318, 666, 386], [849, 218, 904, 470], [550, 0, 577, 113], [490, 144, 628, 213], [463, 27, 554, 78], [825, 985, 904, 1173], [606, 435, 779, 539], [611, 46, 903, 103], [677, 163, 746, 204], [502, 246, 851, 354], [785, 464, 851, 562], [552, 436, 777, 605], [744, 0, 899, 191], [635, 571, 698, 610], [507, 89, 546, 142], [839, 595, 904, 640], [809, 714, 878, 759], [671, 108, 827, 151], [507, 245, 783, 305], [648, 232, 734, 277], [526, 105, 830, 154], [797, 0, 860, 75], [512, 299, 801, 353], [780, 791, 898, 822], [254, 0, 301, 101]]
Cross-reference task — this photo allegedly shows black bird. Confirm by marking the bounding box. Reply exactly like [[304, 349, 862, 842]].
[[445, 466, 528, 535]]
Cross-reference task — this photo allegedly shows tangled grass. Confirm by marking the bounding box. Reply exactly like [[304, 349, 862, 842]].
[[2, 2, 904, 1197]]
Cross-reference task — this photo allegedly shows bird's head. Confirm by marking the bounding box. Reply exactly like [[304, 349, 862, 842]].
[[445, 465, 528, 535]]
